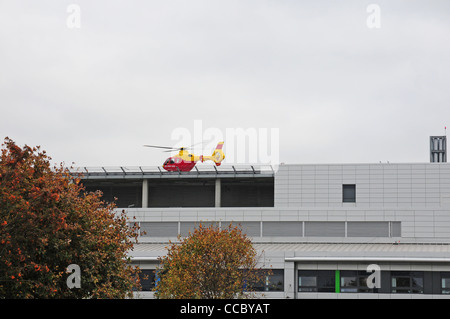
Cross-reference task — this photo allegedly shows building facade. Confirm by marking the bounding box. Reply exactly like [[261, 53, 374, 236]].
[[75, 162, 450, 298]]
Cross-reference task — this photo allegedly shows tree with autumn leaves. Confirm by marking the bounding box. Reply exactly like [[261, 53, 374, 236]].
[[0, 138, 140, 298], [0, 137, 269, 299], [155, 223, 269, 299]]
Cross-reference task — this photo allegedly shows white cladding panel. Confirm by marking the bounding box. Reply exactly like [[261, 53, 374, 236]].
[[275, 163, 450, 209]]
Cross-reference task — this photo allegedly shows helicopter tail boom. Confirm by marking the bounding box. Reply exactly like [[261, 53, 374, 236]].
[[201, 142, 225, 166]]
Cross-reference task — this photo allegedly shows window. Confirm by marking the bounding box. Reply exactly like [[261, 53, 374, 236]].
[[343, 184, 356, 203], [340, 271, 378, 293], [347, 222, 389, 237], [136, 269, 156, 291], [298, 270, 335, 292], [250, 269, 284, 292], [391, 271, 424, 294], [441, 272, 450, 294]]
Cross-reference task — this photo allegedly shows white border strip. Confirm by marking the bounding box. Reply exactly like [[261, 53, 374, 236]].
[[285, 257, 450, 263]]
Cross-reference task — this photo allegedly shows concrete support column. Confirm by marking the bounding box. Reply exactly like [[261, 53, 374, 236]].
[[284, 255, 296, 299], [215, 178, 221, 208], [142, 179, 148, 208]]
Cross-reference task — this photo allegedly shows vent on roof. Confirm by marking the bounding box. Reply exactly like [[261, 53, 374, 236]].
[[430, 136, 447, 163]]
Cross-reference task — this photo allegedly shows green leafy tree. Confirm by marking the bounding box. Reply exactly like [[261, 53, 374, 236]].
[[0, 137, 140, 298], [155, 223, 268, 299]]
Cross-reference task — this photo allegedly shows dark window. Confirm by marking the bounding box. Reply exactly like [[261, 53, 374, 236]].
[[250, 269, 284, 292], [83, 180, 142, 208], [221, 178, 274, 207], [298, 270, 335, 292], [340, 270, 378, 293], [441, 272, 450, 294], [343, 184, 356, 203], [391, 271, 424, 294], [136, 269, 156, 291], [148, 179, 216, 208]]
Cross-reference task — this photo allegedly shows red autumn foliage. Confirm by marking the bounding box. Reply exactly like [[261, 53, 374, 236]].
[[0, 137, 141, 298]]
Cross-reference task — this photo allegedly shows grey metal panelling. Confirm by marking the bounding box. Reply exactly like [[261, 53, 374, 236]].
[[347, 222, 389, 237], [275, 163, 450, 209], [225, 221, 261, 237], [134, 242, 450, 255], [180, 221, 218, 237], [179, 222, 197, 237], [140, 222, 178, 237], [304, 222, 345, 237], [391, 222, 402, 237], [263, 222, 303, 237], [124, 205, 450, 241]]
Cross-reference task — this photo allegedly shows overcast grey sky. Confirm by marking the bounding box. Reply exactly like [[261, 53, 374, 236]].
[[1, 1, 449, 167]]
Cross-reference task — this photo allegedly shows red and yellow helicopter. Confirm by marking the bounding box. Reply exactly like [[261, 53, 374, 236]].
[[144, 142, 225, 172]]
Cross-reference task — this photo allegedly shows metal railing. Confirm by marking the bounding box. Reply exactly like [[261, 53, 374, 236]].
[[68, 164, 275, 179]]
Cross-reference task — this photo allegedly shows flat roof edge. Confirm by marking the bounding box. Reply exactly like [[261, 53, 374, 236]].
[[68, 165, 275, 179]]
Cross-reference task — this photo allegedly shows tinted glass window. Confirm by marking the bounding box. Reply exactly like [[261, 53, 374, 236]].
[[343, 184, 356, 202]]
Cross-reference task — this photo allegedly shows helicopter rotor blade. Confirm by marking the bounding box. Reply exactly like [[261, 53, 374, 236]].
[[143, 144, 198, 153], [143, 145, 177, 150], [187, 141, 205, 148]]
